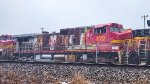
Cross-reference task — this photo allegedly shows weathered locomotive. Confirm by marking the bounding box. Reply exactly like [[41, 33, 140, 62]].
[[0, 23, 150, 65]]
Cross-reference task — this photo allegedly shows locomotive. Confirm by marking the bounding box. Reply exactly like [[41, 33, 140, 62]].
[[1, 22, 150, 65], [0, 35, 16, 60]]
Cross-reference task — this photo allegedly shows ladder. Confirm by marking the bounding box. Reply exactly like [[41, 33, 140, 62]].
[[138, 38, 148, 65], [122, 40, 129, 64]]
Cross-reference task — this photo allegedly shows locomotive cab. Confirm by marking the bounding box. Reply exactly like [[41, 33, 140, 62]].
[[84, 23, 129, 64], [85, 23, 125, 52]]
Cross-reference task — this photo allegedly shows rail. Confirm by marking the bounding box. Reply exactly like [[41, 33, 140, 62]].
[[0, 60, 149, 68]]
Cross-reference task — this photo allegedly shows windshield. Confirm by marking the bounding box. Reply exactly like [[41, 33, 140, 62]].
[[110, 27, 124, 32]]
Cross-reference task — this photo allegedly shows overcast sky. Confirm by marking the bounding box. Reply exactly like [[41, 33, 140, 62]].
[[0, 0, 150, 35]]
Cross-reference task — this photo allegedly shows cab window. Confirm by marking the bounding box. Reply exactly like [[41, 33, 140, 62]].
[[94, 27, 106, 34], [110, 27, 123, 32]]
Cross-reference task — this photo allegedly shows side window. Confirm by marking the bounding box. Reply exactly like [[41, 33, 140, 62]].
[[94, 29, 97, 34], [101, 27, 106, 33], [94, 27, 106, 34], [97, 28, 101, 33]]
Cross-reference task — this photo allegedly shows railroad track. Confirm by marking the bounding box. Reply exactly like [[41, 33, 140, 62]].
[[0, 60, 149, 68]]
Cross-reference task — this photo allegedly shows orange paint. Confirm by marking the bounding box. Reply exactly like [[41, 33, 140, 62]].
[[96, 36, 105, 42]]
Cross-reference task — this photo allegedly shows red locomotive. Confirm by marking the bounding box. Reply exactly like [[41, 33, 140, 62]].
[[83, 23, 131, 63]]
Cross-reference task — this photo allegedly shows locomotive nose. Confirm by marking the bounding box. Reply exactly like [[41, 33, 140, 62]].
[[111, 30, 132, 44], [119, 29, 132, 40]]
